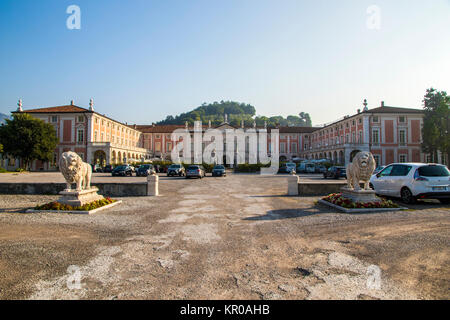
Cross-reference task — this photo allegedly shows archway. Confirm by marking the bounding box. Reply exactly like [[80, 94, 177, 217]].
[[93, 150, 107, 166], [279, 155, 287, 162], [339, 151, 344, 165], [350, 150, 361, 163], [333, 151, 338, 164], [118, 151, 122, 164], [111, 150, 117, 164]]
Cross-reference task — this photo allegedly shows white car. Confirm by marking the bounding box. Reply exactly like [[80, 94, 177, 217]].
[[369, 163, 450, 204]]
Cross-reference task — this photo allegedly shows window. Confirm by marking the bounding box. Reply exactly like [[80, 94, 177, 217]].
[[373, 155, 380, 166], [77, 129, 84, 143], [345, 134, 349, 143], [101, 133, 104, 141], [51, 116, 57, 123], [291, 143, 297, 153], [390, 165, 412, 176], [95, 117, 98, 124], [372, 116, 379, 123], [280, 143, 286, 153], [77, 116, 84, 122], [352, 132, 356, 143], [379, 165, 393, 177], [399, 116, 406, 123], [94, 131, 98, 141], [399, 155, 407, 163], [358, 131, 363, 143], [358, 118, 362, 124], [372, 129, 380, 144], [352, 120, 355, 126], [399, 130, 406, 146], [155, 142, 161, 152]]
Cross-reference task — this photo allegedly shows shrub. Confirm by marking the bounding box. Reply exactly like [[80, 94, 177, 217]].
[[322, 193, 399, 209], [34, 197, 116, 211]]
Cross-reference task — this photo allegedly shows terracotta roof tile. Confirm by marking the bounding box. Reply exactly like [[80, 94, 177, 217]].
[[19, 105, 90, 113], [365, 106, 423, 114]]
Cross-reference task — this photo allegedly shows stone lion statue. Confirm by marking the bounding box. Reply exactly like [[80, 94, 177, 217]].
[[346, 151, 376, 191], [59, 151, 92, 191]]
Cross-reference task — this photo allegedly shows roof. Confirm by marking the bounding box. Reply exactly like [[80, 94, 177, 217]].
[[16, 105, 90, 113], [365, 106, 423, 114], [135, 124, 319, 134]]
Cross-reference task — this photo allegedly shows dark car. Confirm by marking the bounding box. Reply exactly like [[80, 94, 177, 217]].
[[167, 164, 185, 177], [212, 165, 226, 177], [278, 165, 296, 174], [103, 164, 114, 173], [323, 166, 347, 179], [136, 164, 156, 177], [315, 165, 327, 173], [92, 164, 103, 173], [186, 165, 206, 179], [112, 165, 133, 177]]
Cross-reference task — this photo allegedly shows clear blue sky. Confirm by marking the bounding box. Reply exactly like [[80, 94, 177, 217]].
[[1, 0, 449, 126]]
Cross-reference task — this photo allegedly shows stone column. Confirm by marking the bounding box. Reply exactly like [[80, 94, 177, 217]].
[[287, 174, 300, 196], [147, 174, 159, 196]]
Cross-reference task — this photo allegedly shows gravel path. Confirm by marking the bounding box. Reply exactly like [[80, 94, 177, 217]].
[[0, 174, 448, 300]]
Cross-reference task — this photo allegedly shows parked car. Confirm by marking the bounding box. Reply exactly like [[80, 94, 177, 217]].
[[315, 165, 327, 173], [373, 165, 386, 175], [212, 165, 226, 177], [167, 164, 185, 177], [305, 163, 316, 173], [136, 164, 156, 177], [323, 166, 347, 179], [112, 164, 133, 177], [278, 165, 296, 174], [103, 164, 114, 173], [369, 163, 450, 204], [186, 165, 206, 179], [92, 164, 103, 173]]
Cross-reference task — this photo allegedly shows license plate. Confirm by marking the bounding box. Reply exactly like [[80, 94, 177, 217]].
[[432, 186, 447, 191]]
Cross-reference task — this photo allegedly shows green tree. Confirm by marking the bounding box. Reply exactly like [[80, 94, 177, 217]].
[[0, 113, 58, 170], [422, 88, 450, 164]]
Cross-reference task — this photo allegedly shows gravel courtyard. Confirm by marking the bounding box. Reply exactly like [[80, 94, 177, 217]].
[[0, 174, 449, 300]]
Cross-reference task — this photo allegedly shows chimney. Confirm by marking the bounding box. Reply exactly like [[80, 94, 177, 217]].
[[70, 100, 74, 106], [17, 99, 23, 112], [381, 101, 385, 107]]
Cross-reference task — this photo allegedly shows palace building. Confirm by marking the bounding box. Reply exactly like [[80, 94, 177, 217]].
[[2, 99, 443, 171]]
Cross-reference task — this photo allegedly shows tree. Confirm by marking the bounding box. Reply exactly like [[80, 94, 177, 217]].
[[0, 113, 58, 170], [421, 88, 450, 164]]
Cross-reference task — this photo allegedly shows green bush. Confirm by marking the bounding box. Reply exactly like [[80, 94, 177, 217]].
[[234, 163, 271, 173], [34, 197, 116, 211]]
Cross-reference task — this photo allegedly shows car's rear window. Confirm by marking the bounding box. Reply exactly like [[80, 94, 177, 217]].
[[115, 165, 126, 170], [214, 166, 225, 169], [188, 166, 199, 170], [170, 164, 181, 168], [418, 165, 450, 177]]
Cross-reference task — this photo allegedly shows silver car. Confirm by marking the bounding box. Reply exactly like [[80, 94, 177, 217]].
[[185, 165, 206, 179]]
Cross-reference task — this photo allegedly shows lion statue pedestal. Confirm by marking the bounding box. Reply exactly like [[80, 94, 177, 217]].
[[58, 151, 104, 207], [343, 151, 379, 203]]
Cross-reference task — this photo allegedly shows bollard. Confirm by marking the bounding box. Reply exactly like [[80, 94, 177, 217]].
[[147, 174, 159, 196], [287, 174, 300, 196]]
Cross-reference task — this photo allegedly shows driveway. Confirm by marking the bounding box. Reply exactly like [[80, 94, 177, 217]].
[[0, 174, 448, 299]]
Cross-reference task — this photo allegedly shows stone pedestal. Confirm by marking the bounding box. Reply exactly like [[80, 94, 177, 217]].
[[288, 175, 300, 196], [341, 187, 380, 203], [58, 187, 104, 207], [147, 174, 159, 196]]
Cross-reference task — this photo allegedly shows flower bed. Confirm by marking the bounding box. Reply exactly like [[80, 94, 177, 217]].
[[322, 193, 399, 209], [34, 197, 116, 211]]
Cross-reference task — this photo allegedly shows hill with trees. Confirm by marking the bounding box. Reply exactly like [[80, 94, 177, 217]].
[[157, 101, 312, 127]]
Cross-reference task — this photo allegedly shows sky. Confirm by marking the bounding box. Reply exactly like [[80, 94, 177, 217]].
[[1, 0, 449, 126]]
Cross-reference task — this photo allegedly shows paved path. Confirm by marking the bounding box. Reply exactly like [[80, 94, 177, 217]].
[[0, 174, 448, 300]]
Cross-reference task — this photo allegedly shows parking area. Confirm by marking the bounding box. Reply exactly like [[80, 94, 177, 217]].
[[0, 171, 341, 183], [0, 173, 448, 300]]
